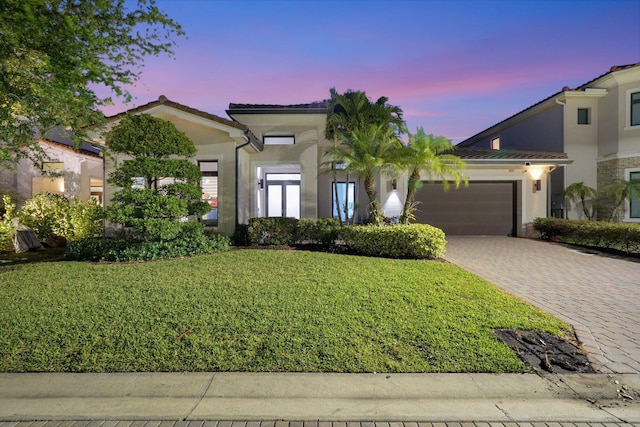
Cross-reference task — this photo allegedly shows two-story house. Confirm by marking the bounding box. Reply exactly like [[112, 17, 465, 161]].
[[458, 62, 640, 222]]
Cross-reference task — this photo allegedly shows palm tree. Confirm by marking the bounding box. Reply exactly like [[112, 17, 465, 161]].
[[327, 123, 402, 224], [397, 128, 467, 224], [324, 88, 405, 224], [605, 178, 640, 221], [562, 182, 597, 220]]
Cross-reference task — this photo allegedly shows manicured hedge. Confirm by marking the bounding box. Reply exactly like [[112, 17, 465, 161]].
[[341, 224, 446, 259], [239, 218, 446, 259], [246, 217, 299, 246], [296, 218, 340, 245], [533, 217, 640, 255]]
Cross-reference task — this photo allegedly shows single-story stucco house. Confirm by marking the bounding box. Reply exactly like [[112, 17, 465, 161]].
[[98, 96, 570, 237], [0, 127, 103, 205]]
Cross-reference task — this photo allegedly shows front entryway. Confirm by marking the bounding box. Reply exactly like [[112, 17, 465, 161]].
[[266, 173, 300, 218]]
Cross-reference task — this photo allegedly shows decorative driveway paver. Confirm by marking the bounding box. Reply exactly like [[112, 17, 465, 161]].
[[444, 236, 640, 374]]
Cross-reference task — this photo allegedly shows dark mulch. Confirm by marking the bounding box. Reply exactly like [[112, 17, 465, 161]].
[[496, 329, 595, 374]]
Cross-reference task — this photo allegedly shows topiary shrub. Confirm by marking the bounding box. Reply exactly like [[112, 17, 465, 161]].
[[341, 223, 446, 259], [247, 217, 298, 245]]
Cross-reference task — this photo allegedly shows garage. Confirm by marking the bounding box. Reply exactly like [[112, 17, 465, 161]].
[[413, 181, 519, 236]]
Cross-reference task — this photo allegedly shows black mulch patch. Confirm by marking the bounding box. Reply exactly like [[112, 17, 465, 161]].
[[496, 329, 595, 374]]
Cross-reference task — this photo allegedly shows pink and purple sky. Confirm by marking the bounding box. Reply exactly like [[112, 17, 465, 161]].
[[102, 0, 640, 144]]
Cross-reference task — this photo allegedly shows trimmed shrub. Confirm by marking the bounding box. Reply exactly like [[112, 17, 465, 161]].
[[341, 223, 446, 259], [66, 221, 230, 262], [296, 218, 340, 245], [533, 217, 640, 255], [247, 217, 298, 246]]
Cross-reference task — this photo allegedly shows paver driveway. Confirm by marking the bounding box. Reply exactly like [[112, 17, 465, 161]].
[[444, 236, 640, 374]]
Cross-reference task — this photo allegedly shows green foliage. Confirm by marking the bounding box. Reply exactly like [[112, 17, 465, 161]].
[[296, 218, 341, 245], [0, 0, 183, 170], [398, 128, 468, 224], [66, 223, 230, 262], [562, 182, 597, 220], [16, 193, 103, 241], [231, 223, 251, 246], [324, 88, 406, 225], [533, 217, 640, 255], [247, 217, 299, 245], [0, 194, 17, 248], [0, 250, 568, 373], [342, 224, 447, 259], [105, 114, 209, 242]]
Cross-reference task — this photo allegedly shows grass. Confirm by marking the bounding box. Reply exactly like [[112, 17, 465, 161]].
[[0, 249, 570, 373]]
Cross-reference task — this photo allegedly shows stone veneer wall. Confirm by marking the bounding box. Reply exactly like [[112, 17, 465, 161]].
[[597, 156, 640, 221]]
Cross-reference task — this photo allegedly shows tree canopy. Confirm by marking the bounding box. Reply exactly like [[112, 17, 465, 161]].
[[105, 114, 208, 241], [0, 0, 183, 170]]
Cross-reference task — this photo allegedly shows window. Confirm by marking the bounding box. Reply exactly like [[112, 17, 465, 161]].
[[632, 92, 640, 126], [199, 161, 218, 225], [264, 135, 295, 145], [630, 171, 640, 219], [332, 182, 355, 220], [491, 137, 500, 150], [577, 108, 590, 125]]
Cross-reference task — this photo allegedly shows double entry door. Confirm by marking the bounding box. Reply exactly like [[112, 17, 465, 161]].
[[266, 173, 300, 219]]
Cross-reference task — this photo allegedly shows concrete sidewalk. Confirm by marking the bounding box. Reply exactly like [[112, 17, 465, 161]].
[[0, 372, 639, 423]]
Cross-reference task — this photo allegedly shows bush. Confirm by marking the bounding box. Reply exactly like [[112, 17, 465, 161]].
[[66, 224, 230, 262], [533, 217, 640, 255], [341, 224, 446, 259], [247, 217, 299, 245], [231, 223, 250, 246], [17, 193, 103, 241], [0, 194, 17, 249], [296, 218, 340, 245]]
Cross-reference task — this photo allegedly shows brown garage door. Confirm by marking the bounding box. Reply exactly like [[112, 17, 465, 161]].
[[414, 181, 516, 236]]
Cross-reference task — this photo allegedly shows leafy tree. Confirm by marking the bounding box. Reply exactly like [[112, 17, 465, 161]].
[[398, 128, 467, 224], [0, 0, 183, 170], [604, 178, 640, 222], [324, 88, 405, 224], [562, 182, 597, 220], [105, 114, 209, 241], [327, 123, 402, 225]]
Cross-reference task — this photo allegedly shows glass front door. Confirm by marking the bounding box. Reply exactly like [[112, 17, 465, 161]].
[[266, 173, 300, 218]]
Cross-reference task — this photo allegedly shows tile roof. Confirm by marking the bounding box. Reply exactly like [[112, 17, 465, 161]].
[[107, 96, 250, 131], [227, 101, 329, 114], [40, 127, 102, 157]]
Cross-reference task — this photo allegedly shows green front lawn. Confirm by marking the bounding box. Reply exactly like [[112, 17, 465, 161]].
[[0, 249, 569, 373]]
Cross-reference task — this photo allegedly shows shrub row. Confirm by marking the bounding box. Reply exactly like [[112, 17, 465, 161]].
[[245, 217, 341, 246], [66, 223, 230, 262], [240, 217, 447, 259], [533, 217, 640, 255]]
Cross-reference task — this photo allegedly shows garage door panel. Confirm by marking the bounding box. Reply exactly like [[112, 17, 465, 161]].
[[414, 182, 514, 236]]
